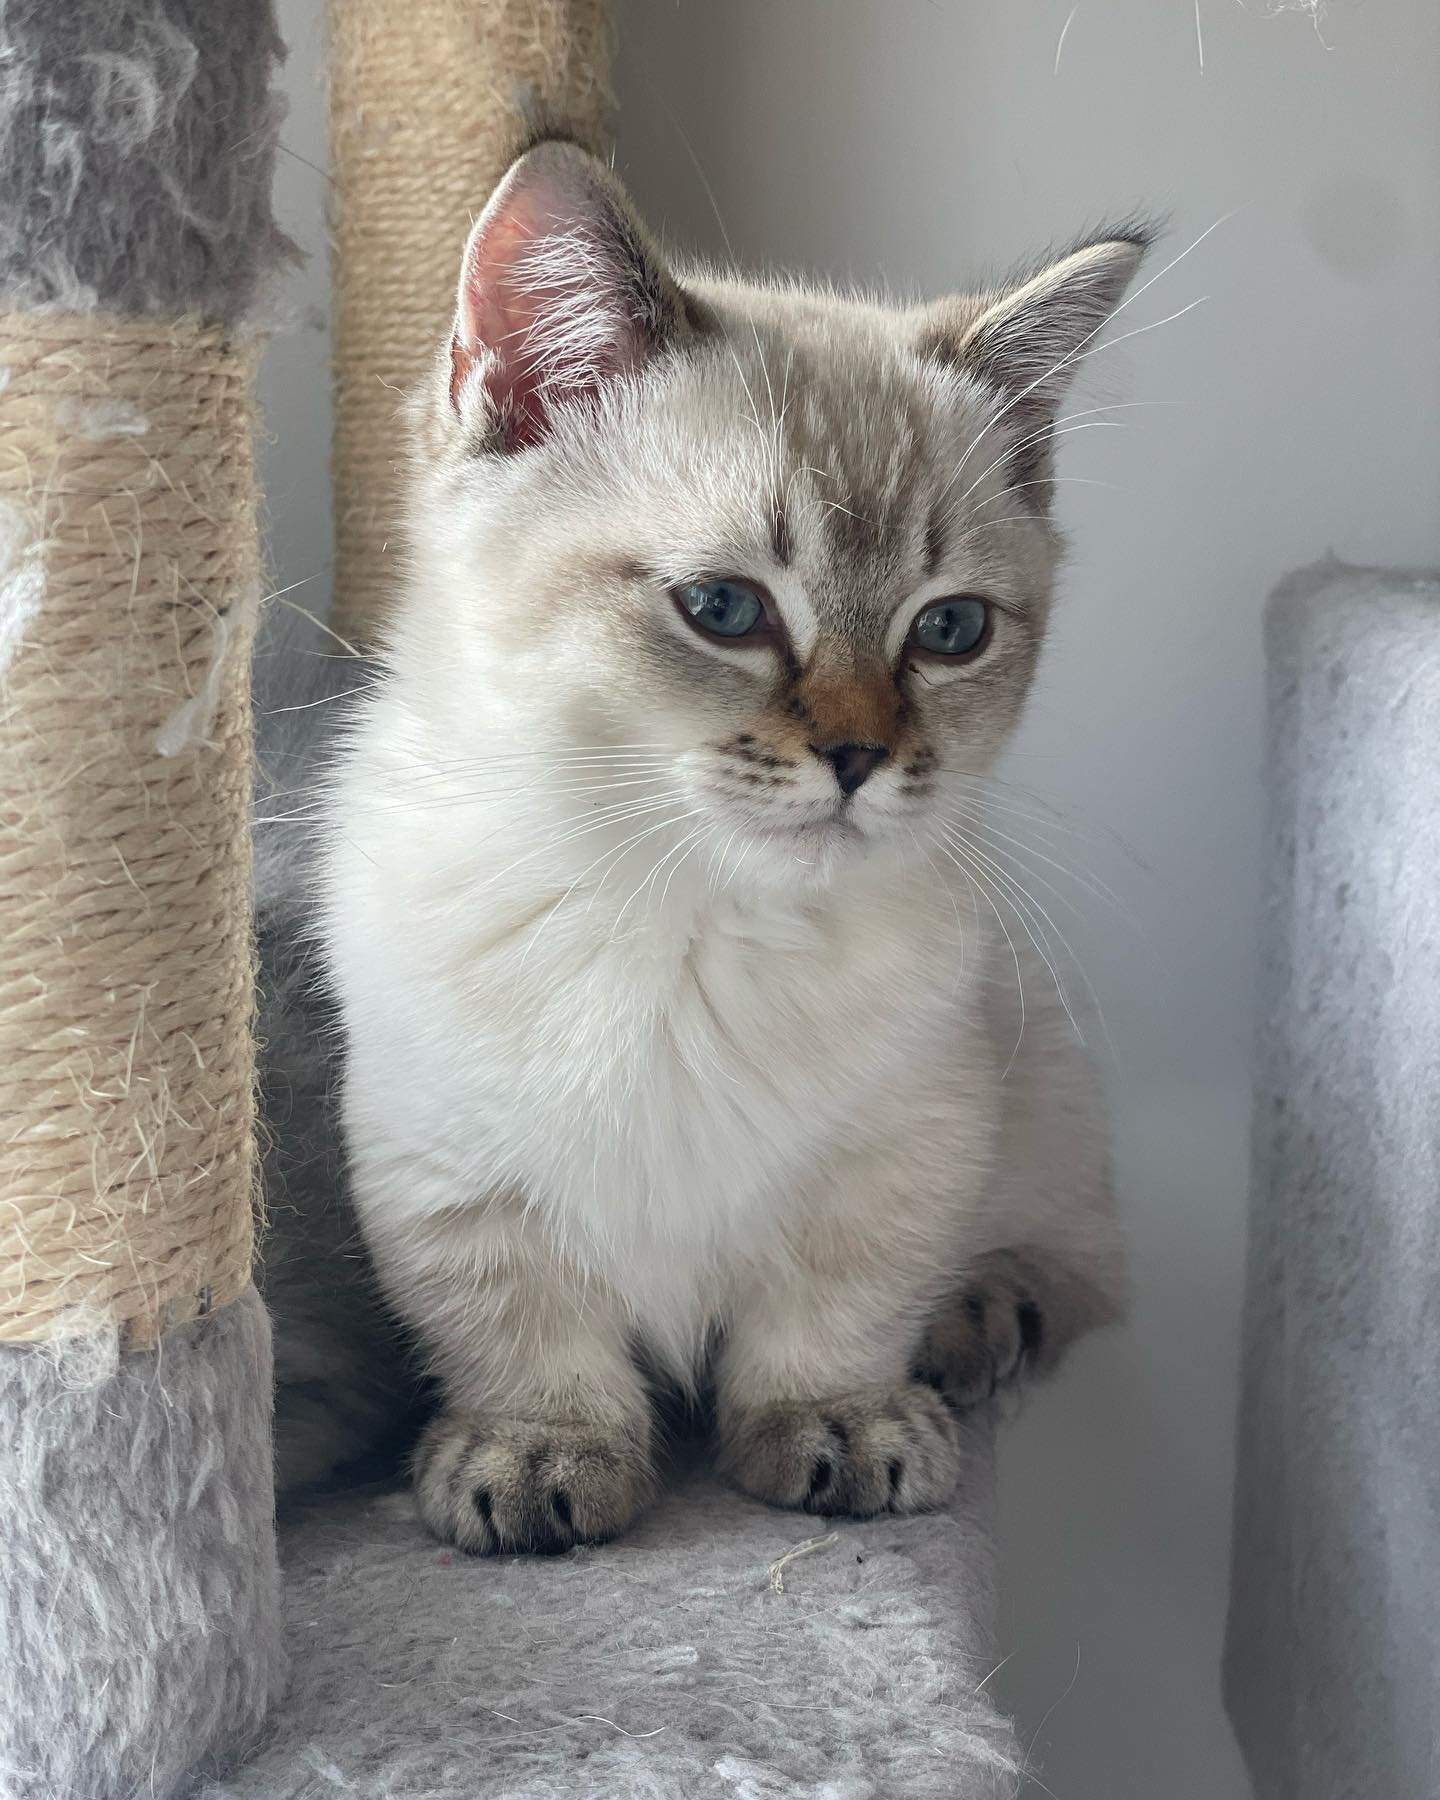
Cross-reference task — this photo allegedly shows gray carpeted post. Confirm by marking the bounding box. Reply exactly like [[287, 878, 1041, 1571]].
[[0, 4, 292, 1794], [1224, 560, 1440, 1799]]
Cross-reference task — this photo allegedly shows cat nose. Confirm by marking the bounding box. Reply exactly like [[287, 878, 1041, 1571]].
[[815, 741, 890, 796]]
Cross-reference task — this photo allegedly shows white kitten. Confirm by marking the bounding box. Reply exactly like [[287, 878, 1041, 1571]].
[[318, 140, 1143, 1553]]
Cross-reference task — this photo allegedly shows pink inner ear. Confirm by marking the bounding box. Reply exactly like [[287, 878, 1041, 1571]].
[[450, 181, 643, 450]]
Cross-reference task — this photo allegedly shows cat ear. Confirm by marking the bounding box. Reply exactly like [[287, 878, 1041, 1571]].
[[917, 228, 1152, 421], [449, 140, 696, 451]]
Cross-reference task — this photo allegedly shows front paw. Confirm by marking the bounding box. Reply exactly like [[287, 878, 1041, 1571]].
[[915, 1250, 1049, 1407], [413, 1410, 653, 1554], [719, 1383, 962, 1518]]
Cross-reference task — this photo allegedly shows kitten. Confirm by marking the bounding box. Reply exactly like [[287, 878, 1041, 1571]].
[[315, 139, 1142, 1553]]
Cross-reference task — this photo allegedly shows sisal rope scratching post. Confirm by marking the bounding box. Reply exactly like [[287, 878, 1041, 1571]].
[[0, 318, 260, 1347], [0, 4, 291, 1795], [327, 0, 613, 646]]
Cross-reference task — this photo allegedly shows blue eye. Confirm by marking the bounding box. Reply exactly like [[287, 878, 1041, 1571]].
[[911, 597, 990, 658], [675, 580, 765, 640]]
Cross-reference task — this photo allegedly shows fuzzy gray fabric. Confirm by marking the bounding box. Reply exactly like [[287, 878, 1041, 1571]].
[[1224, 559, 1440, 1800], [202, 1421, 1018, 1800], [0, 0, 294, 319], [0, 1289, 286, 1800]]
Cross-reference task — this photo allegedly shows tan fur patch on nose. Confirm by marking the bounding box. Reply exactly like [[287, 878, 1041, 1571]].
[[791, 652, 903, 753]]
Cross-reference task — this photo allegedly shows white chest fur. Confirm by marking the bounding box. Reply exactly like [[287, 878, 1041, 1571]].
[[327, 796, 976, 1341]]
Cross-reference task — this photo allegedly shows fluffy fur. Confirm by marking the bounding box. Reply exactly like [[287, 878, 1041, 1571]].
[[318, 142, 1140, 1554], [257, 852, 424, 1491], [0, 1290, 285, 1800], [0, 0, 294, 319], [252, 622, 424, 1492], [202, 1418, 1019, 1799]]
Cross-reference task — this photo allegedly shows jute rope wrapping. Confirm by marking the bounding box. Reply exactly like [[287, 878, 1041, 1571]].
[[0, 314, 260, 1347], [328, 0, 613, 645]]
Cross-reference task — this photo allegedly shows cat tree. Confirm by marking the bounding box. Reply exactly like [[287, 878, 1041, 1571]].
[[0, 1, 1028, 1795], [0, 2, 288, 1793]]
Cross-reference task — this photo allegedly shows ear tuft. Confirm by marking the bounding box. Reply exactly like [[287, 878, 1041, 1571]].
[[918, 221, 1157, 420], [449, 141, 692, 451]]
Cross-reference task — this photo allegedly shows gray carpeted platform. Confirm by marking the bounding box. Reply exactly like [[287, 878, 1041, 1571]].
[[203, 1417, 1019, 1798]]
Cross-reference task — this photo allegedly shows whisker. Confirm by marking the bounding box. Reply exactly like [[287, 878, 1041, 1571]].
[[930, 835, 1027, 1075], [948, 804, 1145, 936], [657, 90, 739, 266], [818, 498, 873, 526], [410, 747, 673, 763], [340, 755, 674, 806], [582, 808, 707, 918], [254, 769, 673, 830], [941, 820, 1121, 1069], [612, 823, 708, 937], [707, 822, 746, 890], [463, 794, 688, 901], [752, 318, 782, 482], [427, 772, 672, 807], [353, 757, 675, 803], [658, 828, 707, 912], [942, 417, 1124, 512], [300, 774, 673, 821], [722, 333, 769, 452], [372, 747, 674, 781], [261, 684, 372, 715], [776, 345, 797, 435], [931, 776, 1091, 839], [1063, 294, 1209, 371], [937, 769, 1157, 877], [253, 803, 327, 827], [944, 210, 1231, 498], [512, 804, 693, 973], [939, 823, 1085, 1048], [952, 511, 1052, 539], [259, 579, 366, 662], [950, 487, 1116, 548], [1054, 2, 1080, 74], [907, 827, 970, 991]]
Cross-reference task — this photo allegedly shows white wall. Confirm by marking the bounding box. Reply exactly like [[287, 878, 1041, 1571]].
[[262, 3, 1440, 1794]]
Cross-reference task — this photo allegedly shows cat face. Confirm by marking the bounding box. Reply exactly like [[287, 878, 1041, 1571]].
[[404, 141, 1146, 887]]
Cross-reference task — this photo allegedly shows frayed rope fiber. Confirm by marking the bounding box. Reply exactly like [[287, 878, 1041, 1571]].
[[0, 313, 261, 1347], [327, 0, 614, 645]]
